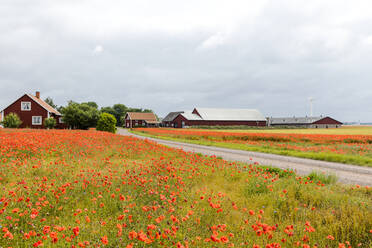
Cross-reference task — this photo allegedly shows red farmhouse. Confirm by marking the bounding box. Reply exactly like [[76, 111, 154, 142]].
[[1, 91, 65, 129], [124, 112, 159, 128], [162, 108, 267, 128]]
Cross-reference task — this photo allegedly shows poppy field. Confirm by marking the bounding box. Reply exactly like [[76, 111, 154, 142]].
[[132, 128, 372, 166], [0, 129, 371, 248]]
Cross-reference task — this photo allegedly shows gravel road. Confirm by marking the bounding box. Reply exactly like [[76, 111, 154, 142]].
[[117, 128, 372, 186]]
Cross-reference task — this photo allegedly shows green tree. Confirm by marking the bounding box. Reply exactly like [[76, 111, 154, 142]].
[[96, 113, 117, 133], [60, 101, 100, 129], [44, 97, 57, 109], [44, 117, 57, 129], [2, 113, 22, 128], [100, 104, 154, 127], [83, 102, 98, 109], [112, 104, 128, 126], [101, 106, 116, 117], [101, 104, 128, 127]]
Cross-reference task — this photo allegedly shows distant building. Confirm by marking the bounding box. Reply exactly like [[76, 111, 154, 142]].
[[1, 91, 65, 129], [161, 111, 184, 127], [124, 112, 159, 128], [268, 116, 342, 128], [163, 107, 267, 128]]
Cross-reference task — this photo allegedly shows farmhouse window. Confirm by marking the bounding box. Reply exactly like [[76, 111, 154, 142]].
[[32, 116, 42, 125], [59, 117, 64, 123], [21, 102, 31, 111]]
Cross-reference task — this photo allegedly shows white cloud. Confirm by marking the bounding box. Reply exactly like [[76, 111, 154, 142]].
[[93, 45, 103, 54], [362, 35, 372, 45], [41, 0, 267, 37], [199, 33, 229, 50]]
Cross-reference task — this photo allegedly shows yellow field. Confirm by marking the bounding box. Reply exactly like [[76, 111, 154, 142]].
[[190, 126, 372, 135]]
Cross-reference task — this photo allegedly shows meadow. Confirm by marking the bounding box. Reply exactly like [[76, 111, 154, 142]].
[[0, 129, 371, 247], [132, 128, 372, 167]]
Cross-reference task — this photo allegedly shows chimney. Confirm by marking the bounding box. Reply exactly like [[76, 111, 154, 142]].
[[36, 91, 40, 99]]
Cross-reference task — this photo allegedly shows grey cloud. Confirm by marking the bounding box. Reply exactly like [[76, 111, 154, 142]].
[[1, 1, 372, 122]]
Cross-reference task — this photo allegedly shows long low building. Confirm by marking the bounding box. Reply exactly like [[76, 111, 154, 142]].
[[162, 107, 267, 128], [268, 116, 342, 128]]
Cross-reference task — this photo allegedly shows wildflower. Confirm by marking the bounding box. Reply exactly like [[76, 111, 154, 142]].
[[101, 235, 108, 245], [327, 235, 335, 240]]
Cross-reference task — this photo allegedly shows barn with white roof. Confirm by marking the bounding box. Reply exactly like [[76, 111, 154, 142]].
[[163, 107, 267, 128]]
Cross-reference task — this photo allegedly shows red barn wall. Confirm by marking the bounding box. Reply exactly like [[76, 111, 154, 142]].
[[125, 119, 147, 128], [4, 95, 48, 129], [172, 115, 267, 128]]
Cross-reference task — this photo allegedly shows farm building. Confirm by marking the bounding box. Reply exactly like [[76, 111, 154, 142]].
[[162, 111, 184, 127], [163, 108, 267, 128], [124, 112, 159, 128], [267, 116, 342, 128], [0, 91, 65, 129]]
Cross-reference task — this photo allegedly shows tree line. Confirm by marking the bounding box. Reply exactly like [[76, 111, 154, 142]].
[[57, 100, 153, 130]]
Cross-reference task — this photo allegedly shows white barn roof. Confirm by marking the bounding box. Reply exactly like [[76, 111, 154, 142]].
[[193, 108, 266, 121], [181, 111, 203, 120], [269, 116, 323, 125]]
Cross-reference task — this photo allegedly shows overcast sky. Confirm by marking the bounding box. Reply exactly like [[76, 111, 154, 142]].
[[1, 0, 372, 122]]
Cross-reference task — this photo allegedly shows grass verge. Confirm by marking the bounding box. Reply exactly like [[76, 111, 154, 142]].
[[130, 129, 372, 167]]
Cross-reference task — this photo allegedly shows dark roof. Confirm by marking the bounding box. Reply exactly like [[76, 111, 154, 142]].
[[269, 116, 324, 125], [162, 111, 184, 122]]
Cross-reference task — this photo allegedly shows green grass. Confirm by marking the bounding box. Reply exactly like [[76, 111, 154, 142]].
[[307, 171, 338, 185], [130, 130, 372, 167]]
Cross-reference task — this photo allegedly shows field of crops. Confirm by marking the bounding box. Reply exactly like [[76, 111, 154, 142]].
[[132, 128, 372, 166], [0, 129, 371, 247]]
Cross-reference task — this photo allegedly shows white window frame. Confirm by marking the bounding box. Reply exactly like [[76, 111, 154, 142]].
[[21, 101, 31, 111], [32, 116, 42, 125], [59, 117, 64, 123]]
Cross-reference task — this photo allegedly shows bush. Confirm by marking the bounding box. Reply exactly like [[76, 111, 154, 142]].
[[44, 117, 57, 129], [2, 113, 22, 128], [96, 113, 117, 133], [60, 101, 100, 129]]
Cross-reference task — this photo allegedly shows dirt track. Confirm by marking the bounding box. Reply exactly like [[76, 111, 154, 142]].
[[117, 128, 372, 186]]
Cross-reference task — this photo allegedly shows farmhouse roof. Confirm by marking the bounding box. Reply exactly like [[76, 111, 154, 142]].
[[127, 112, 158, 122], [193, 108, 266, 121], [162, 111, 184, 122], [27, 94, 61, 116], [181, 111, 203, 120], [269, 116, 324, 125]]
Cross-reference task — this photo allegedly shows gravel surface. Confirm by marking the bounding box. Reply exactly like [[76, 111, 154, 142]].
[[117, 128, 372, 186]]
